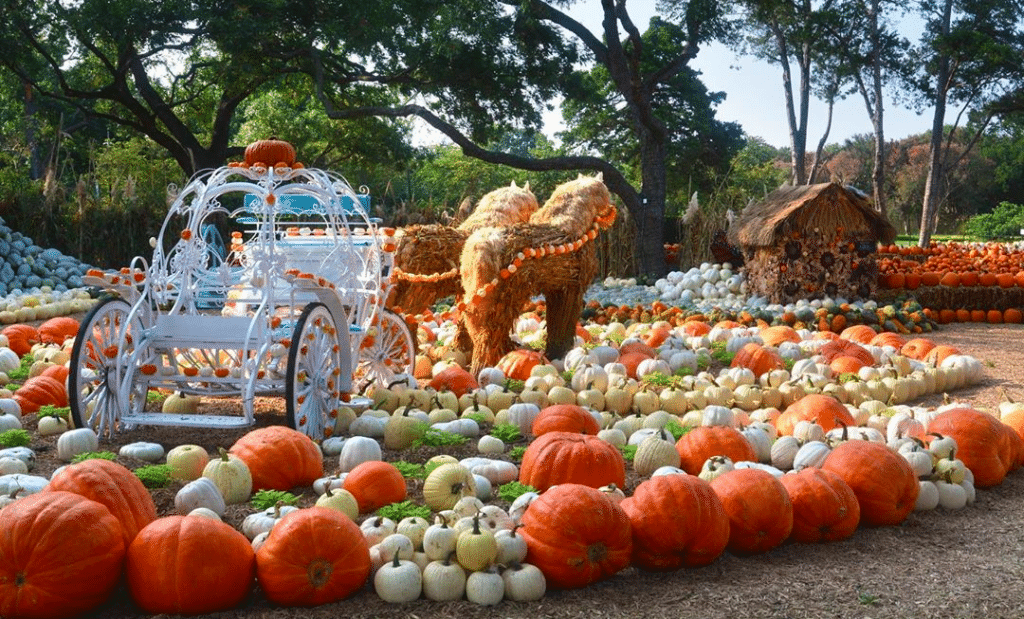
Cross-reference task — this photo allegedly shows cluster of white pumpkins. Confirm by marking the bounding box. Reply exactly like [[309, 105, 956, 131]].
[[0, 288, 98, 325]]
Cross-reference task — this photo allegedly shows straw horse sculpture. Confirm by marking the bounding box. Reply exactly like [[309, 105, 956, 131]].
[[458, 174, 616, 374], [388, 182, 539, 315]]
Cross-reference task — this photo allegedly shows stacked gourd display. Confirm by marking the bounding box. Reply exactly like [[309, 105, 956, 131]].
[[4, 311, 1024, 617]]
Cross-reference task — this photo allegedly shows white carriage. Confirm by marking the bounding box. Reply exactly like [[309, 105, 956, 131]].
[[69, 162, 415, 440]]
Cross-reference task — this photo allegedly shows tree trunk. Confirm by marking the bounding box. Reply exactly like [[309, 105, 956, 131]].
[[868, 0, 887, 217], [918, 0, 953, 247], [23, 81, 43, 181], [635, 132, 669, 279]]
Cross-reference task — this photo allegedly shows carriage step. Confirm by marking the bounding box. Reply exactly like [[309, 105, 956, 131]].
[[145, 314, 267, 348], [119, 413, 253, 429]]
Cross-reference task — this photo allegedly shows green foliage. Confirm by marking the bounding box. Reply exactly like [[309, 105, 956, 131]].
[[462, 413, 488, 425], [490, 423, 521, 443], [619, 444, 638, 462], [7, 356, 34, 382], [710, 341, 735, 365], [0, 429, 31, 448], [134, 464, 174, 489], [962, 202, 1024, 240], [250, 490, 300, 510], [507, 446, 527, 461], [391, 460, 427, 479], [377, 500, 431, 521], [36, 405, 70, 419], [412, 428, 469, 448], [640, 372, 677, 388], [146, 390, 164, 403], [504, 379, 525, 393], [663, 420, 692, 441], [497, 481, 536, 503], [71, 451, 118, 464], [423, 460, 446, 477]]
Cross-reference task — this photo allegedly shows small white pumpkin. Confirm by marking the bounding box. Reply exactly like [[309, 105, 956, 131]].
[[477, 434, 505, 455], [338, 436, 382, 472], [174, 477, 226, 516], [187, 507, 222, 520], [0, 412, 21, 432], [465, 566, 505, 606], [36, 414, 69, 437], [508, 491, 538, 524], [241, 503, 299, 540], [373, 552, 422, 603], [422, 554, 468, 601], [312, 473, 347, 496], [423, 522, 460, 561], [320, 436, 346, 456], [494, 525, 529, 564], [165, 444, 210, 481], [119, 442, 165, 462], [0, 456, 28, 475], [55, 428, 99, 462], [501, 562, 546, 602], [314, 487, 359, 520], [361, 516, 397, 546], [0, 447, 33, 471], [378, 532, 415, 561], [201, 448, 252, 504], [423, 463, 477, 512]]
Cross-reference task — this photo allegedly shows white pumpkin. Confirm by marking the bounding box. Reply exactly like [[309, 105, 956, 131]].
[[119, 442, 165, 462], [0, 456, 28, 475], [501, 562, 546, 601], [201, 448, 253, 504], [56, 428, 98, 462], [361, 516, 398, 546], [373, 552, 422, 603], [465, 567, 505, 606], [241, 503, 299, 540], [165, 444, 210, 481], [422, 555, 467, 602], [174, 477, 226, 516], [315, 487, 359, 519], [338, 436, 382, 472], [0, 412, 21, 432], [792, 440, 831, 471], [36, 414, 69, 437]]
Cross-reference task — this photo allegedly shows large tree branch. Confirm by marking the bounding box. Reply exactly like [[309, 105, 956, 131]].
[[501, 0, 609, 64]]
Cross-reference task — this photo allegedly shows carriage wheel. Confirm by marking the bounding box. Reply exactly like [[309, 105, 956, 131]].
[[68, 297, 147, 438], [355, 308, 415, 389], [286, 302, 342, 440]]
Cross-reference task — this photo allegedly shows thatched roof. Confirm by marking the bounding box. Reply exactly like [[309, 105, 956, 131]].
[[728, 182, 896, 248]]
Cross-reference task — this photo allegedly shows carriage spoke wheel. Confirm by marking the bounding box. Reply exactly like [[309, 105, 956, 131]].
[[286, 303, 342, 440], [68, 297, 146, 438], [355, 308, 415, 389]]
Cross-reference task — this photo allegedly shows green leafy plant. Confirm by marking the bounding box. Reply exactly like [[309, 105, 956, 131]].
[[710, 341, 735, 365], [663, 420, 692, 441], [490, 423, 521, 443], [71, 451, 118, 463], [0, 429, 31, 448], [377, 500, 431, 521], [640, 372, 677, 388], [423, 460, 446, 477], [7, 356, 34, 382], [497, 481, 536, 503], [619, 444, 638, 462], [462, 412, 488, 425], [250, 489, 300, 510], [36, 405, 70, 419], [504, 379, 525, 393], [146, 390, 164, 403], [391, 460, 426, 479], [134, 464, 174, 489], [412, 428, 469, 448], [507, 446, 527, 461]]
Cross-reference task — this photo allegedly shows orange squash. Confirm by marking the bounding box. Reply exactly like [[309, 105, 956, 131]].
[[519, 432, 625, 492], [229, 426, 324, 492], [675, 426, 756, 475], [821, 440, 919, 527], [343, 461, 407, 513], [427, 364, 479, 397], [37, 316, 81, 345], [776, 394, 855, 436], [730, 343, 785, 378], [710, 469, 793, 554], [496, 349, 546, 381], [1, 324, 39, 356], [531, 404, 600, 436], [779, 468, 860, 543]]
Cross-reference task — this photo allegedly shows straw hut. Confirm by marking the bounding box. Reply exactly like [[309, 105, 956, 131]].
[[728, 182, 896, 303]]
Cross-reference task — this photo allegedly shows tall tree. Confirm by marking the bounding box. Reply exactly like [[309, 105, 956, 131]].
[[910, 0, 1024, 246], [313, 0, 735, 277]]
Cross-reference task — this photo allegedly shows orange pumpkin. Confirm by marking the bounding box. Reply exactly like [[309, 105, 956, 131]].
[[12, 375, 68, 414], [839, 324, 877, 344], [821, 440, 919, 526], [37, 316, 81, 345], [710, 468, 793, 554], [759, 325, 801, 347], [731, 343, 785, 378], [531, 404, 600, 436], [427, 364, 478, 397], [255, 507, 371, 606], [0, 491, 126, 619], [927, 407, 1016, 488], [818, 338, 874, 367], [869, 332, 906, 349], [616, 350, 653, 379], [776, 394, 855, 436], [244, 137, 296, 167], [924, 344, 960, 366], [519, 484, 633, 589], [900, 337, 936, 360], [127, 515, 255, 615], [496, 349, 546, 381], [343, 461, 407, 513], [229, 426, 324, 492], [1, 324, 39, 356], [674, 426, 756, 475], [519, 431, 625, 492], [45, 458, 158, 547], [829, 355, 867, 375], [779, 468, 860, 543], [620, 474, 729, 570]]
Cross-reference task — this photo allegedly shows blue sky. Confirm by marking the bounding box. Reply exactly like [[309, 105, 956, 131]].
[[556, 0, 936, 148]]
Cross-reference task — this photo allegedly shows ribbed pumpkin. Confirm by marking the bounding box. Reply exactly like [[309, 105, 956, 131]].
[[927, 407, 1017, 487], [256, 507, 371, 606], [758, 325, 801, 347], [519, 431, 625, 491], [0, 491, 126, 619], [229, 426, 324, 491], [45, 458, 157, 547], [244, 137, 296, 167], [710, 468, 793, 555], [343, 461, 407, 513], [818, 338, 874, 366], [776, 394, 855, 436], [13, 375, 68, 414], [1, 324, 39, 356], [531, 404, 600, 436], [127, 515, 255, 615], [674, 426, 756, 475], [427, 364, 478, 397], [730, 343, 785, 377], [900, 338, 936, 360], [496, 349, 546, 381], [620, 474, 729, 570], [779, 468, 860, 543], [838, 324, 877, 344], [519, 484, 632, 589], [869, 331, 906, 350], [37, 316, 81, 345], [821, 440, 919, 526]]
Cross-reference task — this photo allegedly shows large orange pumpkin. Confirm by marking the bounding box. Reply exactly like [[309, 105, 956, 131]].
[[12, 375, 67, 414], [1, 324, 39, 356], [758, 325, 801, 347], [730, 343, 785, 377], [46, 458, 157, 547], [256, 507, 370, 606], [927, 407, 1016, 487], [779, 468, 860, 543], [821, 440, 919, 526], [818, 338, 874, 366], [620, 474, 730, 570], [839, 324, 877, 344], [520, 483, 633, 589], [900, 338, 936, 360], [710, 468, 793, 555], [244, 137, 296, 167], [343, 461, 407, 513], [229, 426, 324, 492], [127, 515, 255, 615], [531, 404, 600, 436], [776, 394, 856, 436], [674, 426, 757, 475], [0, 491, 126, 619], [519, 431, 625, 491], [496, 349, 546, 381], [427, 364, 478, 397], [37, 316, 81, 345]]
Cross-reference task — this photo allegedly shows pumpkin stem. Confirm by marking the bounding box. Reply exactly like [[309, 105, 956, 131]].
[[471, 513, 482, 535], [217, 446, 230, 461], [391, 549, 402, 568]]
